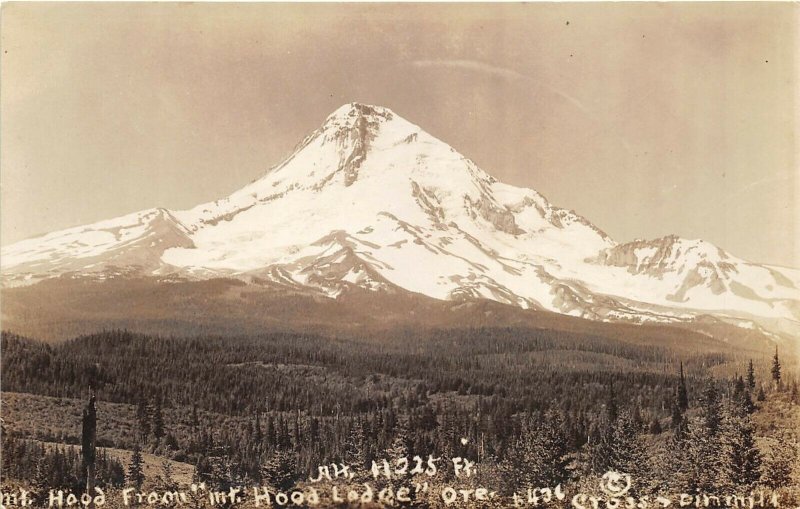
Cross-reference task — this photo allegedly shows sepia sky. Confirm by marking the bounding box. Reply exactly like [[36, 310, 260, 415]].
[[1, 2, 797, 267]]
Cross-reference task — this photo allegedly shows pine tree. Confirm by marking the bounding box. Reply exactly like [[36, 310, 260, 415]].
[[670, 363, 690, 441], [191, 404, 200, 429], [502, 411, 570, 491], [188, 456, 211, 509], [275, 417, 291, 449], [670, 402, 686, 438], [681, 419, 722, 492], [670, 402, 683, 429], [155, 460, 177, 492], [733, 375, 745, 397], [31, 456, 50, 499], [260, 449, 297, 492], [720, 410, 761, 490], [677, 362, 689, 412], [136, 398, 151, 441], [732, 377, 756, 415], [81, 395, 97, 502], [586, 410, 649, 488], [264, 415, 276, 448], [757, 386, 766, 401], [254, 412, 263, 447], [762, 439, 797, 489], [613, 411, 651, 489], [606, 382, 618, 421], [127, 444, 145, 489], [384, 418, 410, 461], [343, 419, 368, 470], [208, 452, 240, 491], [658, 422, 691, 493], [500, 428, 531, 493], [533, 410, 570, 486], [384, 418, 413, 497], [700, 380, 722, 437], [152, 396, 165, 441], [680, 381, 725, 492], [194, 454, 213, 483], [746, 360, 756, 390], [740, 390, 756, 415], [586, 417, 613, 475], [771, 347, 781, 390]]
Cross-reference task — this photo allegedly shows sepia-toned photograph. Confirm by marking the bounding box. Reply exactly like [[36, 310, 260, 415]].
[[1, 2, 798, 507]]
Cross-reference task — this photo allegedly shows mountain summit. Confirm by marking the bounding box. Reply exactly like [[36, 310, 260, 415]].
[[2, 103, 799, 335]]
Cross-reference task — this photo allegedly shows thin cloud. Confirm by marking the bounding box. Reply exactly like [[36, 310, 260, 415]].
[[409, 59, 639, 160], [410, 59, 588, 112]]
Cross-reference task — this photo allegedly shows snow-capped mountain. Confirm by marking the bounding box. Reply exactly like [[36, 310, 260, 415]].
[[2, 103, 798, 334]]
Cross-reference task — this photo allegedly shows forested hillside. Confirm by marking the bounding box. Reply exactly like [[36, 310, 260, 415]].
[[1, 329, 798, 507]]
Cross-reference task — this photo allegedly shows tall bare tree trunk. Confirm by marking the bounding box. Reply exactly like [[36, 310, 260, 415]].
[[82, 394, 97, 508]]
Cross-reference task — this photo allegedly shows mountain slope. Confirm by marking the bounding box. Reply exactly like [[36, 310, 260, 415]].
[[2, 208, 194, 285], [2, 103, 798, 335]]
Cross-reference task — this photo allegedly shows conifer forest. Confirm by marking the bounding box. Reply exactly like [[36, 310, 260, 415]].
[[1, 326, 798, 507]]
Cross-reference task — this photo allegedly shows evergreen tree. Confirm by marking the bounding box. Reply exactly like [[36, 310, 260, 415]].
[[343, 419, 368, 470], [733, 375, 745, 397], [534, 410, 571, 486], [732, 377, 756, 415], [657, 423, 690, 493], [677, 362, 689, 412], [681, 419, 722, 492], [762, 439, 797, 489], [260, 449, 297, 492], [127, 444, 145, 489], [155, 460, 177, 492], [670, 363, 691, 441], [194, 454, 213, 483], [207, 452, 240, 491], [586, 410, 649, 490], [501, 411, 570, 492], [81, 395, 97, 500], [254, 412, 263, 446], [757, 386, 766, 401], [191, 404, 200, 429], [679, 381, 725, 492], [265, 416, 276, 448], [31, 456, 50, 499], [384, 418, 410, 461], [670, 403, 683, 430], [384, 418, 414, 499], [670, 402, 687, 438], [152, 396, 165, 441], [720, 411, 761, 490], [771, 347, 781, 390], [700, 380, 722, 436], [613, 411, 651, 488], [746, 360, 756, 390], [606, 382, 618, 422], [136, 398, 151, 441], [740, 390, 756, 415]]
